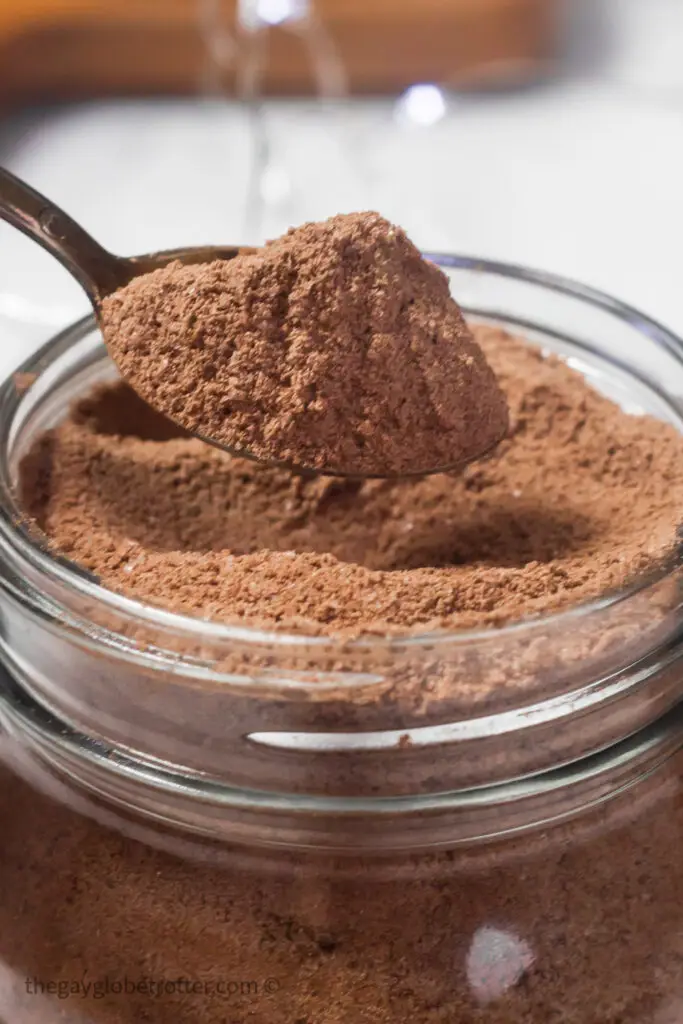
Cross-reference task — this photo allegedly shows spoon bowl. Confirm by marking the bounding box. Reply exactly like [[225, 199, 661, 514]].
[[190, 427, 501, 480]]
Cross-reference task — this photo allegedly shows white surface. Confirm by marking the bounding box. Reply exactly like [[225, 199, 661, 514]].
[[1, 0, 683, 378]]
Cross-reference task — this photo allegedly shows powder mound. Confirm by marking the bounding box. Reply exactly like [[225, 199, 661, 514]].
[[101, 212, 509, 476], [20, 326, 683, 637]]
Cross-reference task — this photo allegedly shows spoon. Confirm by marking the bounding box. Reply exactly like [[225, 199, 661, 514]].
[[0, 167, 503, 479]]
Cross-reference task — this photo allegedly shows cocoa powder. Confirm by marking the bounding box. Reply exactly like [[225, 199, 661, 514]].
[[13, 371, 37, 396], [100, 213, 509, 476], [20, 325, 683, 638], [2, 752, 683, 1024]]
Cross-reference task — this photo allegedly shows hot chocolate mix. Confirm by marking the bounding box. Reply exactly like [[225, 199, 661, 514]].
[[20, 325, 683, 637], [2, 751, 683, 1024], [100, 213, 509, 476]]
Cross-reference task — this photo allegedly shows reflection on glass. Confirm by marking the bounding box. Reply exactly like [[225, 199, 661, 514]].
[[467, 925, 535, 1004]]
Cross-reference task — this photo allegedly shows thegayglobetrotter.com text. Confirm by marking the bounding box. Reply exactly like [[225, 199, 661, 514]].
[[25, 975, 281, 1001]]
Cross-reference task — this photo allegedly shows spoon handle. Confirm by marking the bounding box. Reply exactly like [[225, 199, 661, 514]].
[[0, 166, 126, 305]]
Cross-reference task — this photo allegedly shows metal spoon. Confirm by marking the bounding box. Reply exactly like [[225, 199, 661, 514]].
[[0, 167, 502, 479]]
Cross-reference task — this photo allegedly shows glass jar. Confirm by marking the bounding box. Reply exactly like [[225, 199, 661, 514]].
[[1, 257, 683, 1024]]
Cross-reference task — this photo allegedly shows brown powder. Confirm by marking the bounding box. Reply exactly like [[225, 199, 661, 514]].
[[20, 325, 683, 638], [100, 212, 509, 476], [13, 370, 36, 395], [2, 753, 683, 1023]]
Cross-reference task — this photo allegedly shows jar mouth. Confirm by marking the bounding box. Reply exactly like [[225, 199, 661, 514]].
[[1, 252, 683, 651]]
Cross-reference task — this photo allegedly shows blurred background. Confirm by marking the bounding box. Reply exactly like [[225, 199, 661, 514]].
[[0, 0, 681, 374]]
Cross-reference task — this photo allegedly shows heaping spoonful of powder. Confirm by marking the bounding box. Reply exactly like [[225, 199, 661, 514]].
[[101, 212, 509, 477]]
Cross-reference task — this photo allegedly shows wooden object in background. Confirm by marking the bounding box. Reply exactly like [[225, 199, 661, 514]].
[[0, 0, 560, 104]]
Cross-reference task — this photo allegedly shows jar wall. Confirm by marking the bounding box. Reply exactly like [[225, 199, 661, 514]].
[[1, 736, 683, 1024]]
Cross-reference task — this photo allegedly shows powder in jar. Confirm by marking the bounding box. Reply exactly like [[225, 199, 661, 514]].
[[20, 325, 683, 636], [2, 756, 683, 1023], [100, 212, 509, 476]]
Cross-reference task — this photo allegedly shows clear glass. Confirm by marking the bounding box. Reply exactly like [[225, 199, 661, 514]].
[[0, 257, 683, 1022]]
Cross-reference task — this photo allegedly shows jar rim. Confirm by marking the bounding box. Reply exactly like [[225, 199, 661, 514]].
[[3, 654, 682, 852], [0, 251, 682, 652]]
